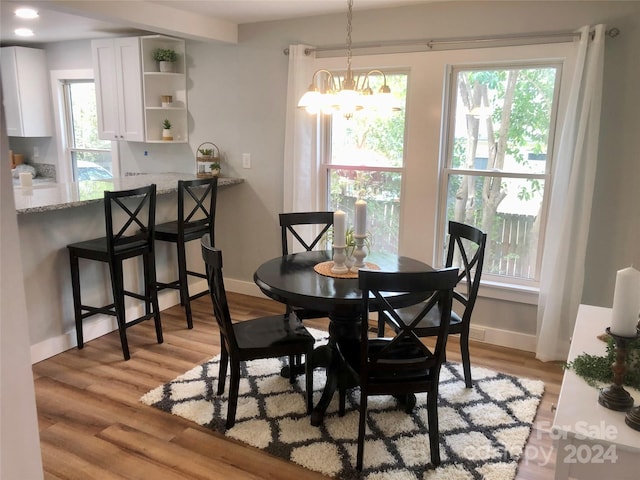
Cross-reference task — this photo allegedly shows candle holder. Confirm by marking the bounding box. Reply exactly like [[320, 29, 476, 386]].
[[331, 245, 350, 274], [598, 327, 637, 411], [350, 234, 367, 272]]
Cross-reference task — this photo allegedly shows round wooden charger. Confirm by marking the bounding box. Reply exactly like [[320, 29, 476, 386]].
[[313, 260, 380, 279]]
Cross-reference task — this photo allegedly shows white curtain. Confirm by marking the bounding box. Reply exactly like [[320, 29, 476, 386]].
[[283, 44, 321, 213], [536, 25, 605, 361]]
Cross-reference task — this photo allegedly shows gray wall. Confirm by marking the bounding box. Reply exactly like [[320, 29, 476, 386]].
[[11, 1, 640, 342]]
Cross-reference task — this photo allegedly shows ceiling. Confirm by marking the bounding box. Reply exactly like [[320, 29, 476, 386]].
[[1, 0, 436, 46]]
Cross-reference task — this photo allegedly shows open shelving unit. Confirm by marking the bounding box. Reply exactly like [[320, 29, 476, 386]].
[[140, 35, 188, 143]]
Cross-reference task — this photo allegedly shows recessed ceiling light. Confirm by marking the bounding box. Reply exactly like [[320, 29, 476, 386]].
[[15, 8, 39, 19], [15, 28, 35, 37]]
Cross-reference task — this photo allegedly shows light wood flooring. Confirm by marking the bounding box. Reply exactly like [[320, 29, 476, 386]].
[[33, 292, 564, 479]]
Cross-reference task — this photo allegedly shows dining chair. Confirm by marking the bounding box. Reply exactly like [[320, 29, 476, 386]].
[[67, 184, 163, 361], [201, 233, 315, 429], [378, 221, 487, 388], [279, 211, 334, 320], [155, 177, 218, 329], [357, 266, 459, 470]]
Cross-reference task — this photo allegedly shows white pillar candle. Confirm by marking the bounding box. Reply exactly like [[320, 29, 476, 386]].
[[355, 199, 367, 236], [19, 172, 32, 187], [333, 210, 346, 247], [610, 266, 640, 337]]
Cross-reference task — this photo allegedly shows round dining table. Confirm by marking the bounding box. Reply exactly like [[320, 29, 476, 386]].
[[253, 249, 433, 425]]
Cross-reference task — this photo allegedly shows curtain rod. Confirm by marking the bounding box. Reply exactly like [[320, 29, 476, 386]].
[[283, 27, 620, 56]]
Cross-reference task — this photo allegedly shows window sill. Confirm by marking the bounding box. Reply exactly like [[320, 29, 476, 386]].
[[477, 280, 539, 305]]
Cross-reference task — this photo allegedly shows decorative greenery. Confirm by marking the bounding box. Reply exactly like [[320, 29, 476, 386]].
[[565, 335, 640, 390], [209, 162, 221, 171], [198, 148, 214, 156], [152, 48, 177, 62], [162, 119, 172, 129], [323, 226, 372, 258]]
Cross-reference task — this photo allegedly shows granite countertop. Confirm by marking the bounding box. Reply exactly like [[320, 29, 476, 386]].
[[14, 173, 243, 214]]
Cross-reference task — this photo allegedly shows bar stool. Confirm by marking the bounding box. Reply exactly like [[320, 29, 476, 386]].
[[155, 177, 218, 329], [67, 184, 163, 361]]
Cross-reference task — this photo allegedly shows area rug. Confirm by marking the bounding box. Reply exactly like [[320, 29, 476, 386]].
[[141, 329, 545, 479]]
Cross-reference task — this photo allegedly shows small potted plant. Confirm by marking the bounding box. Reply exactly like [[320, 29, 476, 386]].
[[198, 147, 214, 158], [162, 119, 173, 141], [152, 48, 178, 72], [209, 161, 221, 176]]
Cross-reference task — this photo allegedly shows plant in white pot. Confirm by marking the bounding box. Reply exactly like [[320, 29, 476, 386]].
[[209, 161, 221, 176], [153, 48, 178, 72], [162, 119, 173, 141]]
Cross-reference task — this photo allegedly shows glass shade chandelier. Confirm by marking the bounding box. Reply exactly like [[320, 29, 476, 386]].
[[297, 0, 400, 119]]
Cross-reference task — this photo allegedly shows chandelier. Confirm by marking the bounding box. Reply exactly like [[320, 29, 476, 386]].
[[297, 0, 400, 119]]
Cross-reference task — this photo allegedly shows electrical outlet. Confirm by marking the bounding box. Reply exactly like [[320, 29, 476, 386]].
[[242, 153, 251, 169], [33, 146, 39, 158]]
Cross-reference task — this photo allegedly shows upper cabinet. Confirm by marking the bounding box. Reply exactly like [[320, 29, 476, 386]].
[[0, 46, 53, 137], [91, 35, 188, 143], [140, 35, 188, 143], [92, 37, 145, 141]]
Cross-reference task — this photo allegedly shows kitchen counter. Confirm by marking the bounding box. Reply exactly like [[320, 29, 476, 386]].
[[14, 173, 243, 214]]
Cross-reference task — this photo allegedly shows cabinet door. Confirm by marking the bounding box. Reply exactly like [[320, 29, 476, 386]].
[[0, 47, 52, 137], [91, 38, 144, 142], [92, 39, 121, 141], [114, 38, 144, 142]]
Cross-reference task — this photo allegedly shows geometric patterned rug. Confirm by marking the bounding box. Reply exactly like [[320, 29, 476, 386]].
[[141, 329, 545, 480]]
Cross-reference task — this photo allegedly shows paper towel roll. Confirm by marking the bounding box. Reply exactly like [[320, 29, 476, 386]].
[[19, 172, 33, 187]]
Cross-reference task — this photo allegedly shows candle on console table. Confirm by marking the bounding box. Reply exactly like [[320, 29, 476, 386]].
[[333, 210, 346, 246], [610, 266, 640, 337], [355, 199, 367, 236]]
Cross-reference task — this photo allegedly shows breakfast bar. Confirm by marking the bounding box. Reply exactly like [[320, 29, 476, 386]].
[[15, 173, 243, 362]]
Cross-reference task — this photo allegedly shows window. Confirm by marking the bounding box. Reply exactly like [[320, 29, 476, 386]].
[[323, 72, 408, 254], [62, 80, 113, 181], [439, 64, 561, 285]]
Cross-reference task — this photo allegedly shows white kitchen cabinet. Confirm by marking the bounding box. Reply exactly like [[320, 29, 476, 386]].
[[140, 35, 188, 143], [92, 37, 145, 141], [0, 46, 52, 137]]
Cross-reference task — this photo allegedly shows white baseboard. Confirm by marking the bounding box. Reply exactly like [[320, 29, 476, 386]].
[[30, 278, 535, 363]]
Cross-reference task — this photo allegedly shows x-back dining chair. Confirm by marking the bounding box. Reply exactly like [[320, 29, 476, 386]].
[[201, 233, 315, 429], [279, 211, 334, 320], [155, 177, 218, 329], [67, 184, 163, 361], [378, 221, 486, 388], [357, 267, 459, 470]]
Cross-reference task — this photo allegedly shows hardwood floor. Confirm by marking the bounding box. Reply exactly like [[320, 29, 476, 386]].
[[33, 293, 564, 479]]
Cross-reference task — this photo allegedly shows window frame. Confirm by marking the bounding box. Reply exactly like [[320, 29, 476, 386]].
[[437, 61, 564, 291], [50, 69, 118, 183]]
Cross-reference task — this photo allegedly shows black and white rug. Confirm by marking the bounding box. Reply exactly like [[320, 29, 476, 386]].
[[141, 329, 544, 479]]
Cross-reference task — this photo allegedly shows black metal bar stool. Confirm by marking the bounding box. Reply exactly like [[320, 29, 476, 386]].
[[154, 177, 218, 329], [67, 184, 163, 361]]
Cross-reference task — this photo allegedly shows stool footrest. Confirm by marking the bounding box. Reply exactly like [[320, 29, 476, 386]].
[[80, 304, 116, 318]]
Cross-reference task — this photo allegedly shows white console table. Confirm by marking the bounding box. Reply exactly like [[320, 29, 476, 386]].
[[553, 304, 640, 480]]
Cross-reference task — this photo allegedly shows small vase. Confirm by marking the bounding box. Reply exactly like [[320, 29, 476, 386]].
[[158, 61, 174, 73], [162, 128, 173, 141]]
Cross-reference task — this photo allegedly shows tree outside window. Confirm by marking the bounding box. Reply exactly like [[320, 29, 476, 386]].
[[442, 65, 560, 282]]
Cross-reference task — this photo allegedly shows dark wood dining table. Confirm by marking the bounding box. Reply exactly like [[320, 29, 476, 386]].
[[253, 249, 433, 425]]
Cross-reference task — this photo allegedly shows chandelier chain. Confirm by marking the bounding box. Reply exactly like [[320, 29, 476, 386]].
[[346, 0, 353, 75]]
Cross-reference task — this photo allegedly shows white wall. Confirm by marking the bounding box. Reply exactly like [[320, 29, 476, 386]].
[[1, 79, 44, 479]]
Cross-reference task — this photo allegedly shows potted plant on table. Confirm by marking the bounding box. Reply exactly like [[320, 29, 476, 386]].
[[162, 119, 173, 141], [153, 48, 178, 72], [196, 142, 221, 177]]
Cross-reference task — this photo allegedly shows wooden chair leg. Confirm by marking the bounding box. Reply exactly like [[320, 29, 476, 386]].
[[427, 390, 441, 466], [69, 252, 84, 349], [356, 394, 368, 471], [226, 361, 241, 429], [217, 341, 228, 395], [109, 260, 130, 361], [460, 330, 472, 388], [146, 251, 163, 344], [176, 240, 193, 329], [305, 348, 313, 414]]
